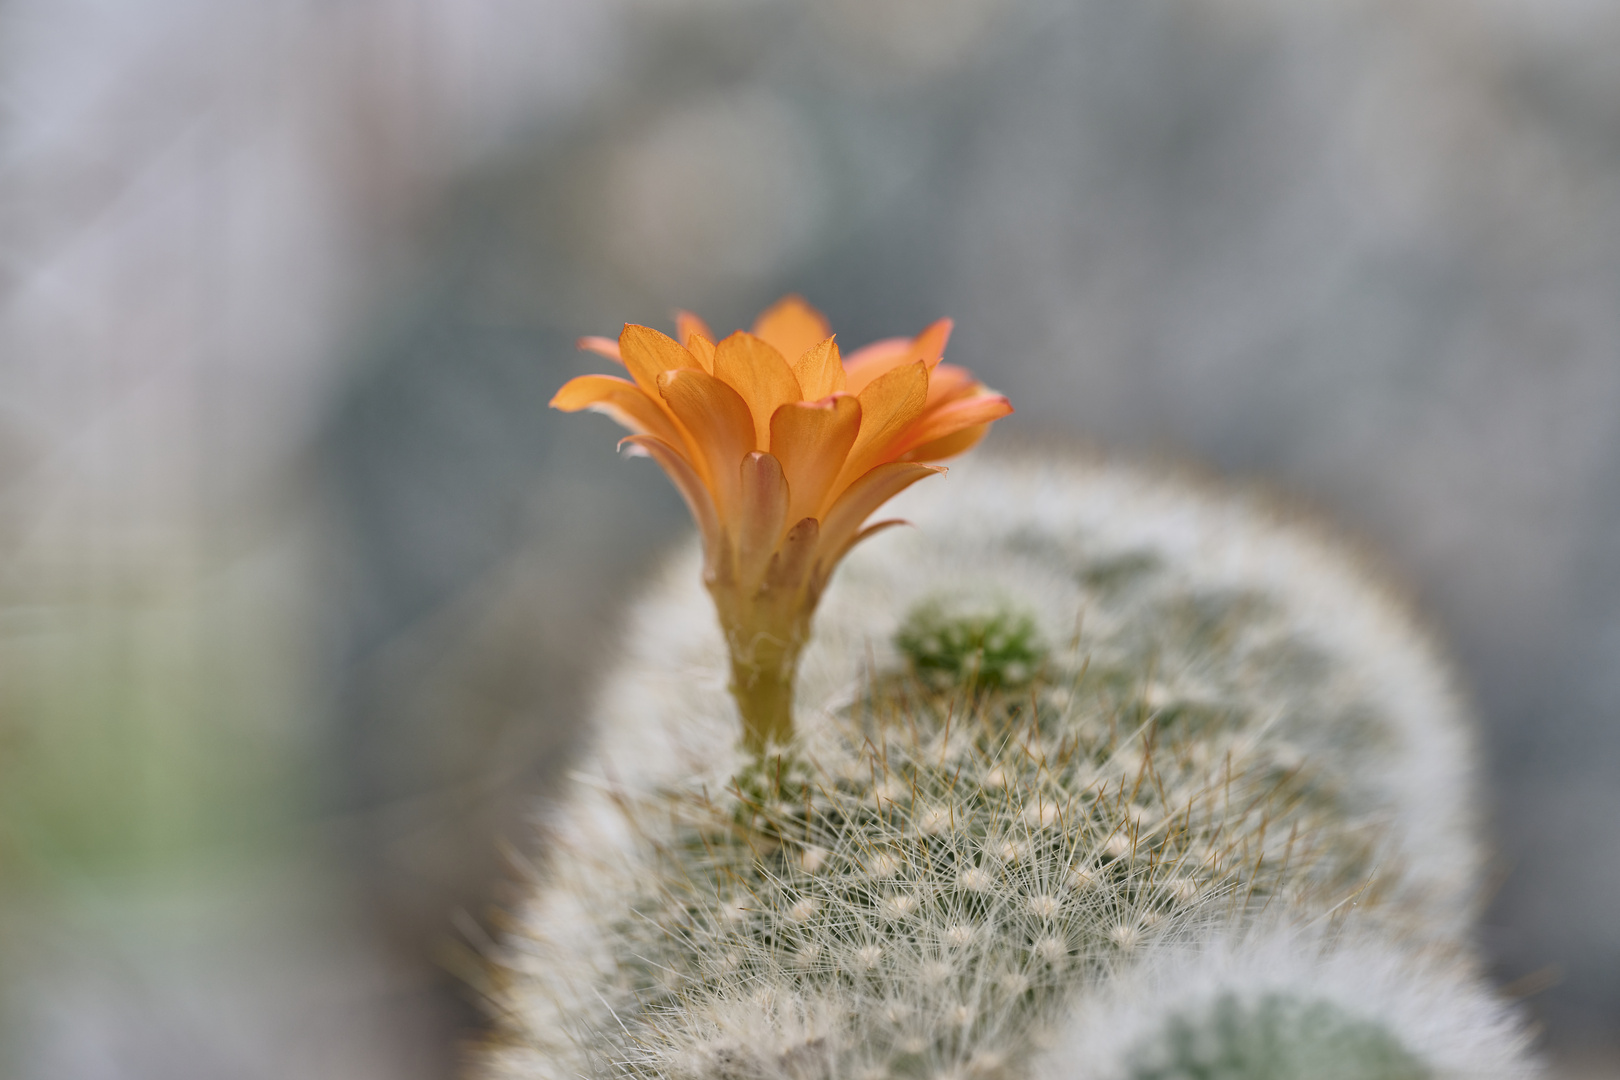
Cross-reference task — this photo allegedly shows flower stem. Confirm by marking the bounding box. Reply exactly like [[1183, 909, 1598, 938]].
[[710, 578, 814, 754], [727, 636, 800, 753]]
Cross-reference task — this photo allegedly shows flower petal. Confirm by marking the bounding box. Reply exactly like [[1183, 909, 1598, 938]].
[[657, 367, 757, 517], [792, 338, 846, 400], [817, 461, 943, 574], [888, 393, 1013, 460], [713, 331, 803, 449], [906, 318, 953, 370], [770, 394, 861, 524], [618, 434, 721, 553], [550, 374, 686, 448], [831, 517, 910, 570], [620, 324, 701, 397], [685, 333, 716, 375], [921, 363, 980, 408], [840, 337, 908, 385], [833, 359, 930, 494], [737, 451, 790, 586], [809, 517, 913, 599], [676, 310, 715, 351], [752, 295, 831, 365], [577, 335, 623, 363], [843, 318, 953, 393], [898, 421, 993, 463], [764, 516, 819, 595]]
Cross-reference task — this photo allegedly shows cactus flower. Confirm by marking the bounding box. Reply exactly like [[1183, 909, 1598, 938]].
[[551, 296, 1012, 751]]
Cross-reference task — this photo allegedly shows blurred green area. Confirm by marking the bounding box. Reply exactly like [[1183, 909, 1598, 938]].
[[1, 585, 299, 883]]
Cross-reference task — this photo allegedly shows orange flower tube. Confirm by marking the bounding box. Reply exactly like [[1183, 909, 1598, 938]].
[[552, 296, 1013, 752]]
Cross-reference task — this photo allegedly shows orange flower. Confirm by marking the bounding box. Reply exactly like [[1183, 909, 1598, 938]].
[[552, 296, 1012, 751]]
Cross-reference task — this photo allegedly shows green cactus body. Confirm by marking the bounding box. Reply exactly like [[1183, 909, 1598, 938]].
[[1123, 993, 1429, 1080], [894, 602, 1046, 692], [1044, 921, 1537, 1080]]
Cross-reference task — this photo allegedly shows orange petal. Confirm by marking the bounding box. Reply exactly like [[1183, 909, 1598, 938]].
[[888, 393, 1013, 460], [921, 363, 980, 408], [817, 461, 943, 575], [833, 359, 930, 494], [839, 337, 909, 392], [770, 394, 862, 525], [620, 324, 701, 397], [843, 318, 953, 393], [764, 516, 820, 594], [713, 331, 803, 449], [550, 374, 686, 448], [675, 310, 715, 351], [752, 295, 831, 365], [656, 367, 757, 517], [792, 338, 847, 400], [736, 451, 790, 586], [907, 318, 953, 370], [618, 434, 720, 553], [810, 517, 914, 598], [829, 518, 910, 573], [898, 421, 992, 463], [577, 335, 623, 363], [685, 333, 716, 374]]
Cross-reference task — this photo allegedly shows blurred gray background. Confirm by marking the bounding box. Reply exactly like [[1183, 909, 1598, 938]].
[[2, 0, 1617, 1076]]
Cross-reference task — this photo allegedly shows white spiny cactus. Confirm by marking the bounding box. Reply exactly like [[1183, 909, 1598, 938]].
[[821, 451, 1482, 933], [475, 452, 1514, 1080], [1042, 919, 1538, 1080]]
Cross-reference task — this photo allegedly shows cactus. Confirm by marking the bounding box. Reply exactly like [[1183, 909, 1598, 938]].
[[1045, 921, 1537, 1080], [474, 452, 1525, 1080], [1115, 993, 1430, 1080], [893, 600, 1046, 691]]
